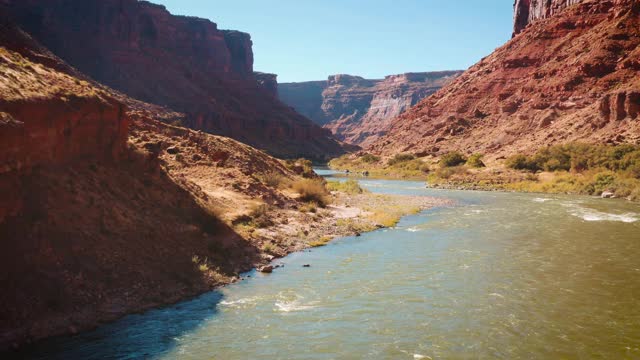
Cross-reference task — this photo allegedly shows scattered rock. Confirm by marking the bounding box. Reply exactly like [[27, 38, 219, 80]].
[[303, 264, 311, 268], [601, 191, 615, 199], [259, 265, 273, 273], [166, 146, 180, 154]]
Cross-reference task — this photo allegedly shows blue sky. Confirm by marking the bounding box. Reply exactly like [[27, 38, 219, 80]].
[[154, 1, 514, 82]]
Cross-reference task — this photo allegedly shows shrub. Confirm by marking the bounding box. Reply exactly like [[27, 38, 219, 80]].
[[249, 204, 273, 228], [440, 152, 467, 167], [432, 166, 468, 180], [291, 178, 330, 207], [285, 158, 315, 178], [466, 154, 485, 168], [326, 179, 365, 194], [256, 172, 285, 188], [298, 202, 318, 213], [506, 154, 539, 172], [388, 153, 416, 166], [360, 154, 380, 163]]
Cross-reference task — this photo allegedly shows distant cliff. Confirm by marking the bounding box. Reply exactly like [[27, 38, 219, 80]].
[[279, 71, 461, 146], [6, 0, 345, 159], [513, 0, 584, 36]]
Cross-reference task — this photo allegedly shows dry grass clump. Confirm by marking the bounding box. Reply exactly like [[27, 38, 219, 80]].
[[256, 172, 286, 188], [326, 179, 366, 194], [291, 178, 330, 207]]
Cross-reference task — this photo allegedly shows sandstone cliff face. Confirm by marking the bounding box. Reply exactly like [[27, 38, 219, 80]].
[[279, 71, 461, 146], [6, 0, 345, 159], [513, 0, 584, 36], [371, 0, 640, 158], [0, 14, 129, 223], [254, 72, 279, 98]]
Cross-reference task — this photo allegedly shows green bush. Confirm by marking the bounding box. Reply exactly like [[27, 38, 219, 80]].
[[360, 154, 380, 163], [506, 143, 640, 174], [326, 179, 365, 194], [388, 153, 416, 166], [440, 152, 467, 168], [466, 154, 485, 168], [506, 154, 535, 171]]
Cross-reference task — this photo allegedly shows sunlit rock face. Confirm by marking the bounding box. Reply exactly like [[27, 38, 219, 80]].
[[279, 71, 462, 146], [513, 0, 584, 36], [5, 0, 347, 159]]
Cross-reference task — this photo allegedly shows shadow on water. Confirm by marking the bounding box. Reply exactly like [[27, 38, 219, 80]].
[[7, 291, 225, 360]]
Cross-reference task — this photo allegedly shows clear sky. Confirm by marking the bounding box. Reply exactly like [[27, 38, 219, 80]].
[[153, 0, 514, 83]]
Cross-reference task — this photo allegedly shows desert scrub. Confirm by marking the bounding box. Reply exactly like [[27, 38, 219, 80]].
[[430, 166, 469, 180], [291, 178, 330, 206], [466, 154, 486, 168], [298, 202, 318, 213], [360, 153, 381, 163], [326, 179, 366, 194], [336, 218, 377, 233], [388, 153, 416, 166], [256, 172, 285, 188], [262, 242, 275, 254], [285, 158, 315, 178], [440, 151, 467, 167], [367, 204, 421, 228], [308, 235, 334, 248], [505, 143, 640, 174], [249, 204, 274, 228]]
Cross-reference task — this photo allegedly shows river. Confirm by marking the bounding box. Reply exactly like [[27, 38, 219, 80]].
[[11, 170, 640, 359]]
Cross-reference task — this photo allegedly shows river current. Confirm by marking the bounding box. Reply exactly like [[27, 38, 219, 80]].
[[12, 170, 640, 359]]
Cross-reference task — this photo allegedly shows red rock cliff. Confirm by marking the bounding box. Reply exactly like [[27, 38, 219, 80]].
[[513, 0, 584, 36], [6, 0, 345, 159], [279, 71, 462, 146], [0, 12, 129, 222], [371, 0, 640, 158]]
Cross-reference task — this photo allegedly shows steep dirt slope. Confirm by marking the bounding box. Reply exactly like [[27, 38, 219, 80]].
[[6, 0, 345, 159], [370, 0, 640, 159], [0, 13, 312, 349], [279, 71, 461, 146]]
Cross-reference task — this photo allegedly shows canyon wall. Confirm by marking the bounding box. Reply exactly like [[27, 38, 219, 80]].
[[279, 71, 462, 146], [371, 0, 640, 158], [6, 0, 345, 159], [513, 0, 584, 36]]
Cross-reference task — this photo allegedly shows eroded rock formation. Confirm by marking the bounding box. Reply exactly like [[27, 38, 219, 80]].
[[513, 0, 584, 36], [371, 0, 640, 158], [279, 71, 461, 146], [5, 0, 345, 159]]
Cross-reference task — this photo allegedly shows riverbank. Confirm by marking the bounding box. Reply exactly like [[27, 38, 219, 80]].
[[2, 154, 449, 352], [328, 144, 640, 202]]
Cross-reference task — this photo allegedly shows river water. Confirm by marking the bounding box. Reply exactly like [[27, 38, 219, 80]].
[[12, 170, 640, 359]]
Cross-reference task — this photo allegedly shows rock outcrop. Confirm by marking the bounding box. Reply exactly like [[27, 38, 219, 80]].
[[254, 72, 278, 98], [370, 0, 640, 158], [5, 0, 345, 159], [513, 0, 584, 36], [279, 71, 461, 146], [0, 13, 129, 223]]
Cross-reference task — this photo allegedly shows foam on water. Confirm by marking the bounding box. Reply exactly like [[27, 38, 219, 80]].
[[220, 297, 259, 308], [564, 204, 639, 223], [533, 198, 553, 203], [274, 300, 317, 313]]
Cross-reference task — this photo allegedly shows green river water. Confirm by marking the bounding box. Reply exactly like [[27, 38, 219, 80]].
[[10, 170, 640, 359]]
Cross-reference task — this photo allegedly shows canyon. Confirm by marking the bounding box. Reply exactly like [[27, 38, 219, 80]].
[[370, 0, 640, 158], [279, 71, 461, 146], [4, 0, 346, 159]]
